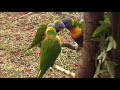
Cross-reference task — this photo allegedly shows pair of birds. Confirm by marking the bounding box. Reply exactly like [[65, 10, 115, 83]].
[[26, 17, 84, 78]]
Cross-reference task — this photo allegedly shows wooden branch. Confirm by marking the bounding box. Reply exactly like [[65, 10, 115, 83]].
[[53, 65, 75, 77], [19, 12, 34, 19], [61, 43, 81, 51], [12, 12, 34, 22]]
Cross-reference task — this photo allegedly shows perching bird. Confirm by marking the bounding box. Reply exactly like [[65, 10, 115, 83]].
[[62, 17, 84, 47], [53, 20, 65, 32], [26, 20, 65, 51], [37, 26, 61, 78], [26, 23, 47, 51]]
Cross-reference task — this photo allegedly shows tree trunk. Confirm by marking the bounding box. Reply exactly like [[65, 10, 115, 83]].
[[75, 12, 104, 78], [111, 12, 120, 78]]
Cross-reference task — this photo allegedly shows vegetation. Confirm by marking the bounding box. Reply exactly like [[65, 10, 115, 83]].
[[0, 12, 83, 78], [0, 12, 120, 78]]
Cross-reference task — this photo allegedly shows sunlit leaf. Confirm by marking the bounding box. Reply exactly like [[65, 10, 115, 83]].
[[97, 50, 106, 60], [106, 36, 117, 51], [109, 36, 116, 49], [106, 42, 113, 51]]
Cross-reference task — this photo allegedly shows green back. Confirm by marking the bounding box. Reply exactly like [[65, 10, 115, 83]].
[[39, 36, 61, 77], [74, 20, 84, 29], [26, 24, 47, 50], [70, 18, 84, 33]]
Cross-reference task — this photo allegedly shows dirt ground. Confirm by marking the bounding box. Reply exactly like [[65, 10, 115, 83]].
[[0, 12, 83, 78]]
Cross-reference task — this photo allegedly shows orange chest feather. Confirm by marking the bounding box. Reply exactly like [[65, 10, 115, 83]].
[[40, 31, 46, 44], [70, 27, 82, 38], [42, 31, 46, 40]]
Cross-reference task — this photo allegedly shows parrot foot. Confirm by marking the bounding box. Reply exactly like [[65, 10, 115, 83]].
[[61, 43, 82, 51]]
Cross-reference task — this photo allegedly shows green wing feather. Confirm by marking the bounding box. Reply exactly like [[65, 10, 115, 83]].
[[74, 20, 84, 30], [71, 19, 84, 33], [26, 23, 47, 50], [38, 35, 61, 78]]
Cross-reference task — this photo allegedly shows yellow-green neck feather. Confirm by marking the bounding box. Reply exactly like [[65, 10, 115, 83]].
[[53, 20, 58, 24], [46, 27, 56, 33], [70, 18, 75, 26]]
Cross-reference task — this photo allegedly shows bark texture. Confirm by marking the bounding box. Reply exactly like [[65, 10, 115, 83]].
[[75, 12, 104, 78], [111, 12, 120, 78]]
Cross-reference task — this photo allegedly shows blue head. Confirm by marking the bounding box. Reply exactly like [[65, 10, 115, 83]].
[[53, 20, 65, 33], [62, 17, 73, 29]]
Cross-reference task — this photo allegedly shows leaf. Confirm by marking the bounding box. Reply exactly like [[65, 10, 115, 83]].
[[104, 12, 112, 21], [97, 50, 106, 61], [105, 60, 117, 78], [106, 42, 113, 51], [102, 51, 107, 62], [94, 60, 102, 78], [95, 60, 102, 74], [110, 36, 116, 49], [99, 21, 104, 24], [106, 36, 117, 51], [98, 35, 106, 47], [92, 21, 109, 38]]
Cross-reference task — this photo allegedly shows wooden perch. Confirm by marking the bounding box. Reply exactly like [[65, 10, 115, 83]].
[[61, 43, 81, 51], [18, 12, 34, 19], [12, 12, 34, 22], [53, 65, 75, 77]]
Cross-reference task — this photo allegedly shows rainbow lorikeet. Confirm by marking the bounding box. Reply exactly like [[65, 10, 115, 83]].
[[62, 17, 84, 47], [37, 25, 61, 78], [26, 20, 64, 51]]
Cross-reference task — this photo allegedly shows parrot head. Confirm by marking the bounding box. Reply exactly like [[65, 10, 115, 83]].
[[46, 26, 56, 37], [47, 23, 55, 28], [62, 17, 75, 29], [53, 20, 65, 33]]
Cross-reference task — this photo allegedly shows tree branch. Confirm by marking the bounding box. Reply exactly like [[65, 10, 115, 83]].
[[53, 65, 75, 77], [12, 12, 34, 22]]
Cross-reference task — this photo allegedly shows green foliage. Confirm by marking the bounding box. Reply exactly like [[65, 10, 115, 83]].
[[106, 36, 116, 51], [97, 50, 107, 62], [105, 60, 117, 78], [92, 21, 110, 38], [104, 12, 112, 21], [92, 12, 117, 78]]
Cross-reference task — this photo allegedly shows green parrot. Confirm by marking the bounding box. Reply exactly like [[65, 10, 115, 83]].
[[26, 21, 65, 51], [26, 23, 47, 50], [62, 17, 84, 47], [37, 26, 61, 78]]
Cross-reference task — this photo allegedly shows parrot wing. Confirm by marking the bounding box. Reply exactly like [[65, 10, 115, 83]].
[[26, 23, 47, 51], [38, 36, 61, 78], [74, 20, 84, 32]]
